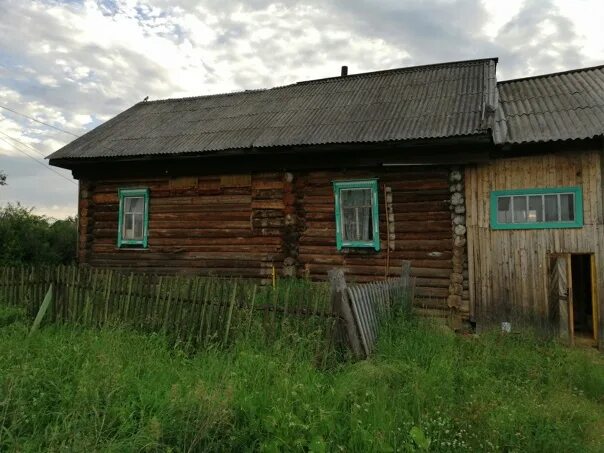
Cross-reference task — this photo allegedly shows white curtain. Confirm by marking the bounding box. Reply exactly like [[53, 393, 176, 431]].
[[123, 197, 144, 240], [341, 188, 372, 241]]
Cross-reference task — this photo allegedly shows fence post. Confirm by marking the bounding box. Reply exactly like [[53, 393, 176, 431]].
[[401, 260, 411, 284], [400, 260, 414, 306], [328, 268, 363, 358]]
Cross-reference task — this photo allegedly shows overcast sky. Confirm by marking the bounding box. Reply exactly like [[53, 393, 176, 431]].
[[0, 0, 603, 219]]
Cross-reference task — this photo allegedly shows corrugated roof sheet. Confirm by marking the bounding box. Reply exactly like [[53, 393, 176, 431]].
[[48, 58, 498, 160], [495, 65, 604, 144]]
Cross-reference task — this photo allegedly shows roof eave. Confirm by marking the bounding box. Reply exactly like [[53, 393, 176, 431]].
[[49, 132, 492, 170]]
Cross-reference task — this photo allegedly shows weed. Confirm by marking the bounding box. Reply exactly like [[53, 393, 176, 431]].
[[0, 309, 602, 451]]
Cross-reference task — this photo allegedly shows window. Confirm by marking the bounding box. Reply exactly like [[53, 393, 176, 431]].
[[333, 180, 380, 251], [118, 188, 149, 247], [490, 187, 582, 230]]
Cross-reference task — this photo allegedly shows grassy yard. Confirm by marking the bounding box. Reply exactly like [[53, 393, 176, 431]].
[[0, 304, 602, 452]]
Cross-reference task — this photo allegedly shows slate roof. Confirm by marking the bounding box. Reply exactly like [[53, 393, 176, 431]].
[[48, 58, 498, 161], [494, 65, 604, 144]]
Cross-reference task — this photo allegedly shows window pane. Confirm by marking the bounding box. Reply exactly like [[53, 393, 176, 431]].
[[133, 214, 144, 240], [341, 188, 372, 208], [544, 195, 559, 221], [528, 195, 543, 223], [497, 196, 512, 223], [342, 207, 373, 241], [512, 196, 527, 223], [340, 187, 373, 242], [560, 194, 574, 221], [125, 196, 144, 213], [123, 213, 134, 239]]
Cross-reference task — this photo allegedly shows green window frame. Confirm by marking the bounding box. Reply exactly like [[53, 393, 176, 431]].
[[490, 186, 583, 230], [117, 188, 149, 248], [333, 179, 380, 251]]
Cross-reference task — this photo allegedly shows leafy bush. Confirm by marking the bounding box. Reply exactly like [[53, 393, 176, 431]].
[[0, 311, 602, 451], [0, 203, 76, 265]]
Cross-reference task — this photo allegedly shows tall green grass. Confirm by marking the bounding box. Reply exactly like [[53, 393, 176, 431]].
[[0, 306, 602, 452]]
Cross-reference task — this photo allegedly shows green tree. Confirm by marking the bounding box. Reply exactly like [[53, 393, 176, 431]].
[[0, 203, 77, 265], [0, 170, 6, 186]]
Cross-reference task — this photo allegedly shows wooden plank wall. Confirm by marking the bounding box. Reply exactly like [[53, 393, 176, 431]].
[[79, 167, 457, 317], [465, 148, 604, 336]]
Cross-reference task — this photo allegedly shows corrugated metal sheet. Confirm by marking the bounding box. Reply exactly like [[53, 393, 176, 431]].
[[494, 65, 604, 144], [48, 58, 498, 160]]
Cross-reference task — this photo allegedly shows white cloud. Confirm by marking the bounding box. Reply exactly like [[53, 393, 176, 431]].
[[0, 0, 603, 218]]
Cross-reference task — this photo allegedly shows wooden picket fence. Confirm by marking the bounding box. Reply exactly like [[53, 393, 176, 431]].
[[330, 261, 415, 357], [0, 263, 414, 359], [0, 266, 335, 349]]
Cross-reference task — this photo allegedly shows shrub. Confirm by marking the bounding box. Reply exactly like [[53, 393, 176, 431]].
[[0, 204, 76, 265]]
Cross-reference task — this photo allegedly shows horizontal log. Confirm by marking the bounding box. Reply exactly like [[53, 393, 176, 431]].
[[89, 252, 281, 264], [252, 189, 284, 200], [301, 229, 337, 238], [391, 201, 449, 212], [151, 229, 278, 239], [251, 179, 284, 190], [390, 191, 450, 203], [152, 195, 251, 205], [91, 243, 282, 254], [414, 277, 450, 288], [95, 220, 255, 231], [220, 174, 251, 187], [387, 179, 449, 190], [252, 219, 285, 229], [87, 265, 273, 277], [92, 236, 282, 246], [88, 258, 284, 268], [303, 171, 448, 186], [302, 220, 451, 234], [393, 239, 452, 251], [251, 200, 285, 210], [414, 287, 449, 298], [298, 210, 450, 223], [148, 220, 252, 230], [298, 259, 450, 273], [297, 246, 453, 261], [136, 212, 253, 222], [298, 246, 451, 257], [395, 221, 451, 232], [93, 228, 275, 239], [92, 193, 118, 204], [393, 212, 450, 221]]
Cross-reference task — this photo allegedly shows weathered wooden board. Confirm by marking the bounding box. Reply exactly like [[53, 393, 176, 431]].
[[465, 147, 604, 345]]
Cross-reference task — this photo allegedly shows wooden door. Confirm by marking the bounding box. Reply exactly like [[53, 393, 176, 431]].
[[549, 254, 573, 343]]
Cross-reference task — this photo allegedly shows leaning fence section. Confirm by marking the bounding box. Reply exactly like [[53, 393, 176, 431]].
[[330, 261, 415, 358]]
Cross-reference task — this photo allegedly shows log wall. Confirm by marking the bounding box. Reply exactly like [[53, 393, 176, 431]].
[[78, 166, 462, 319], [465, 147, 604, 346], [79, 173, 287, 279], [294, 167, 461, 319]]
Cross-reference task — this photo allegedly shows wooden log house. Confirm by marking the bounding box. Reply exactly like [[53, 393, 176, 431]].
[[48, 58, 604, 348]]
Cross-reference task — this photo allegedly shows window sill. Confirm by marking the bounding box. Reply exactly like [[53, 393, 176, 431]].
[[337, 246, 381, 254]]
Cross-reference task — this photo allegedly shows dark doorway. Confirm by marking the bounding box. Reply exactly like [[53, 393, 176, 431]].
[[570, 254, 594, 340]]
